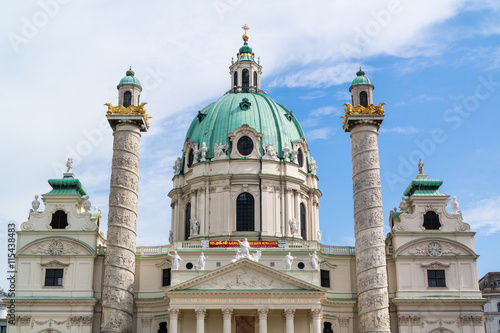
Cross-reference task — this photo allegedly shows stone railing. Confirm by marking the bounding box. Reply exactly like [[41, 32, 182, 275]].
[[136, 245, 172, 255], [319, 245, 355, 255]]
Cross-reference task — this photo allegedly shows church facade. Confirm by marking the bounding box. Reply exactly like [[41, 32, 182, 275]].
[[7, 28, 486, 333]]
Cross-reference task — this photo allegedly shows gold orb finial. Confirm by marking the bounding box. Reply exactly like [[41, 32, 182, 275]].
[[242, 24, 250, 43]]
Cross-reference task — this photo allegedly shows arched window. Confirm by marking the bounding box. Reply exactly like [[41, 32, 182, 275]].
[[423, 211, 441, 230], [300, 203, 306, 239], [233, 71, 238, 87], [253, 71, 257, 87], [242, 69, 249, 91], [187, 149, 194, 168], [185, 203, 191, 240], [497, 302, 500, 312], [158, 321, 168, 333], [236, 193, 254, 231], [123, 91, 132, 107], [298, 148, 304, 167], [359, 91, 368, 107], [50, 210, 68, 229]]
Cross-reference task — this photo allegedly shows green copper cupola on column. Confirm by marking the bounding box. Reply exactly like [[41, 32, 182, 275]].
[[229, 24, 262, 93], [117, 67, 142, 107]]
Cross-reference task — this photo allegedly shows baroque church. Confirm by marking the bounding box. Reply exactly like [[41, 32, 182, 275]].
[[8, 27, 486, 333]]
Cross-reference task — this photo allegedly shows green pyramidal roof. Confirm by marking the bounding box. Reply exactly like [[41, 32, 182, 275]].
[[45, 175, 87, 196], [403, 176, 447, 197]]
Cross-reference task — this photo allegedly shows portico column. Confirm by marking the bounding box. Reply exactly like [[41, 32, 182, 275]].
[[311, 309, 322, 333], [284, 308, 295, 333], [195, 308, 206, 333], [258, 309, 269, 333], [169, 309, 180, 333], [222, 308, 232, 333]]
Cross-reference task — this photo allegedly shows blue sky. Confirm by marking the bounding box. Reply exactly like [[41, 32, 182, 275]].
[[1, 1, 499, 283]]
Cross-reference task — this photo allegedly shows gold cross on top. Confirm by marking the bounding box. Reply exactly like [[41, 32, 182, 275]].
[[242, 24, 250, 33]]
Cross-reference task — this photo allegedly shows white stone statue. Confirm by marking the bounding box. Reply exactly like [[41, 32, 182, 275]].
[[168, 230, 173, 244], [31, 195, 40, 213], [200, 142, 208, 162], [310, 157, 318, 175], [283, 142, 290, 162], [451, 196, 460, 213], [83, 195, 91, 212], [317, 230, 322, 242], [231, 238, 261, 263], [238, 238, 251, 258], [289, 218, 299, 235], [309, 251, 319, 271], [190, 219, 200, 236], [291, 143, 299, 163], [214, 142, 228, 158], [284, 252, 296, 271], [66, 158, 73, 173], [168, 250, 183, 271], [418, 159, 424, 174], [196, 252, 207, 271], [173, 157, 182, 175], [263, 143, 278, 160], [192, 144, 199, 164], [399, 196, 408, 213]]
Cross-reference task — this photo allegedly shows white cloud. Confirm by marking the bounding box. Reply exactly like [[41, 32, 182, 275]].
[[380, 126, 418, 134], [462, 196, 500, 234], [309, 106, 341, 117], [307, 128, 333, 141]]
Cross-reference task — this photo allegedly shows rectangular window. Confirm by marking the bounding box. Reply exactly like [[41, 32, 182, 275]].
[[45, 269, 63, 286], [427, 270, 446, 287], [162, 268, 171, 287], [320, 269, 330, 288]]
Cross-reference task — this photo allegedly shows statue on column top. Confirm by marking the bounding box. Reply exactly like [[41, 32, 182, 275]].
[[418, 159, 424, 175], [66, 158, 73, 173]]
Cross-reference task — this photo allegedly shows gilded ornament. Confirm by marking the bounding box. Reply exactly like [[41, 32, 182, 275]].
[[104, 102, 152, 127], [341, 102, 386, 125]]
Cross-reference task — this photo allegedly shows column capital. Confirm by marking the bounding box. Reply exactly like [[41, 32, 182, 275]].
[[310, 308, 322, 318], [169, 308, 180, 319], [258, 308, 269, 318], [222, 308, 233, 320], [195, 308, 207, 320], [284, 308, 296, 319]]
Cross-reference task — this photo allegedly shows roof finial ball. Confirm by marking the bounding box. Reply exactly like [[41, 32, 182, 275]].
[[242, 23, 250, 43]]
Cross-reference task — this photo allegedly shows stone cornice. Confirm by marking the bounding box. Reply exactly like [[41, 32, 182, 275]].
[[391, 297, 488, 305], [8, 297, 98, 306]]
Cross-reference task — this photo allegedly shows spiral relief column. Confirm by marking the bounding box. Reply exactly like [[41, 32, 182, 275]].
[[343, 110, 390, 332], [101, 104, 149, 332]]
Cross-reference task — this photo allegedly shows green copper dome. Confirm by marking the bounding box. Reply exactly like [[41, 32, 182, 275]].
[[239, 42, 253, 54], [350, 68, 372, 87], [185, 92, 308, 163], [118, 68, 141, 87]]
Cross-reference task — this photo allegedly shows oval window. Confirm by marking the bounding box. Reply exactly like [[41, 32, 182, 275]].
[[237, 136, 254, 156]]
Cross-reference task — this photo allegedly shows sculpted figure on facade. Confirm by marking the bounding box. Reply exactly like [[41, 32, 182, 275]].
[[200, 142, 208, 162], [168, 250, 183, 270], [418, 159, 424, 174], [192, 143, 199, 164], [263, 143, 278, 160], [284, 252, 296, 270], [399, 196, 408, 213], [196, 252, 207, 270], [168, 229, 173, 243], [451, 195, 459, 213], [309, 251, 319, 270], [173, 157, 182, 175], [190, 218, 200, 236], [31, 194, 40, 213], [66, 158, 73, 173], [289, 218, 299, 235], [83, 195, 92, 212], [310, 156, 318, 175], [214, 142, 228, 158], [317, 230, 322, 242], [283, 142, 290, 162]]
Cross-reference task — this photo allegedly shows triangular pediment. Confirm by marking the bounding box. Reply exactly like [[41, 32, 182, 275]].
[[168, 258, 325, 292]]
